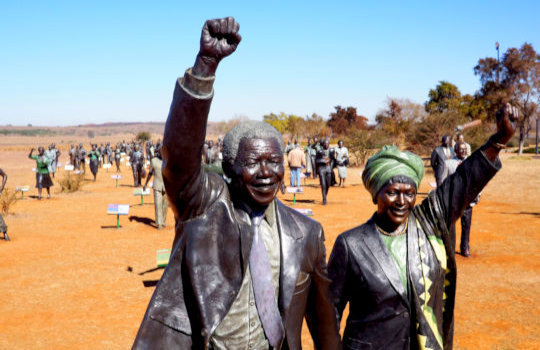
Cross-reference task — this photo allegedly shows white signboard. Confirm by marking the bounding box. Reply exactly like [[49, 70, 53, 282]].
[[133, 188, 151, 196], [286, 187, 304, 194], [103, 163, 111, 169], [64, 165, 74, 171], [111, 174, 122, 180], [107, 204, 130, 215], [294, 208, 313, 216]]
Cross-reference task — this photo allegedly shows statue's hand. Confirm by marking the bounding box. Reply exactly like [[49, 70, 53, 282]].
[[193, 17, 241, 77], [495, 103, 519, 144]]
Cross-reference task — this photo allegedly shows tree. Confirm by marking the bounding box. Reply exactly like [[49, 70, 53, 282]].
[[263, 112, 288, 134], [135, 131, 151, 142], [287, 114, 304, 141], [87, 130, 95, 139], [344, 128, 388, 166], [474, 43, 540, 155], [376, 98, 424, 146], [327, 106, 368, 136], [303, 113, 331, 139], [425, 81, 462, 113]]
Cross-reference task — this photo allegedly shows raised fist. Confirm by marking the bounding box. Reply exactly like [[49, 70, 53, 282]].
[[495, 103, 519, 145], [193, 17, 241, 77]]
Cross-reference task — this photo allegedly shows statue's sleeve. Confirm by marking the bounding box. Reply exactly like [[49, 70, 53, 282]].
[[434, 149, 501, 228], [162, 69, 223, 222]]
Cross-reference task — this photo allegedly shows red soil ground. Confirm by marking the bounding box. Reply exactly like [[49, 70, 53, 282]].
[[0, 146, 538, 349]]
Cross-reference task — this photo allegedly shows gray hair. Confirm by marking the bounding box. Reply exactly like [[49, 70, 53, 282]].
[[222, 121, 284, 166]]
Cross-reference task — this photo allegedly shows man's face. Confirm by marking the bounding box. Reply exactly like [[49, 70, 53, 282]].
[[233, 138, 284, 208], [338, 140, 344, 148], [442, 136, 451, 147], [208, 140, 214, 148], [456, 143, 467, 160], [322, 140, 330, 149], [376, 182, 416, 229]]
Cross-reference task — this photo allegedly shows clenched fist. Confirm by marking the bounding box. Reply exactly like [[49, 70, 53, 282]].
[[193, 17, 241, 77], [495, 103, 519, 145]]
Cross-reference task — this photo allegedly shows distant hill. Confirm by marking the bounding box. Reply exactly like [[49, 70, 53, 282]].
[[0, 119, 252, 146]]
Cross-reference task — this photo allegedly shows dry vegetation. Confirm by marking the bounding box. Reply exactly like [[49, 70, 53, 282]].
[[57, 173, 85, 193], [0, 187, 17, 215]]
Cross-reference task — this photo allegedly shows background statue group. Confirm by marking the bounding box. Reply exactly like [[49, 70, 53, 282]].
[[133, 17, 518, 350]]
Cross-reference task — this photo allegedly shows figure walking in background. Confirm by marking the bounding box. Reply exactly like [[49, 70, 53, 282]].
[[316, 139, 333, 205], [77, 143, 87, 172], [29, 147, 53, 200], [0, 168, 9, 241], [334, 139, 349, 187], [45, 143, 60, 178], [304, 138, 315, 178], [442, 141, 478, 257], [130, 144, 144, 187], [114, 144, 122, 172], [287, 143, 305, 188], [431, 135, 455, 186], [143, 146, 168, 229], [87, 144, 100, 182]]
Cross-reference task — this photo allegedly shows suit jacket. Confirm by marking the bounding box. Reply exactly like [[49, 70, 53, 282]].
[[133, 72, 340, 349], [329, 149, 500, 350], [430, 146, 455, 186]]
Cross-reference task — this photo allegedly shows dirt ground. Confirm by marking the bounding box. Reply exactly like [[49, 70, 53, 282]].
[[0, 144, 538, 349]]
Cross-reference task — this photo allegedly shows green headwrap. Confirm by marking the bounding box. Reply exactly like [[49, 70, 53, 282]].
[[362, 145, 424, 200]]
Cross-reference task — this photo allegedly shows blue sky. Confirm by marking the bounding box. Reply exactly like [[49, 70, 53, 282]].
[[1, 1, 538, 126]]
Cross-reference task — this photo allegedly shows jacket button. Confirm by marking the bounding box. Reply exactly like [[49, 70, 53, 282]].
[[201, 328, 208, 337], [402, 312, 409, 318]]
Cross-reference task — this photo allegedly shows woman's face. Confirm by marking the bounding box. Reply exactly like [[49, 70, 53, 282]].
[[376, 182, 416, 229]]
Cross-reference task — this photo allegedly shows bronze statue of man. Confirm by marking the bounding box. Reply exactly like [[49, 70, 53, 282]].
[[133, 17, 340, 350]]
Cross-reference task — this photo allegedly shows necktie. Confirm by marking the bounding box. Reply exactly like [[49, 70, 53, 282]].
[[249, 213, 284, 348]]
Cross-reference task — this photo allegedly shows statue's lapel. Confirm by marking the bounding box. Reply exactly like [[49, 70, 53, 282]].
[[361, 219, 409, 305], [275, 199, 304, 316]]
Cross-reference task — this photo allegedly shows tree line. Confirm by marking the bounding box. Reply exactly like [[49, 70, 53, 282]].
[[262, 42, 538, 161]]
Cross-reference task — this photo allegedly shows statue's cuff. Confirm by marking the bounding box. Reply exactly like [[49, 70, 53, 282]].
[[180, 68, 215, 98]]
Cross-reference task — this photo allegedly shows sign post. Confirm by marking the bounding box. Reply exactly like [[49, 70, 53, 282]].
[[294, 208, 313, 216], [300, 172, 307, 187], [133, 187, 151, 205], [286, 186, 304, 204], [111, 174, 122, 187], [107, 204, 130, 228], [157, 249, 172, 267], [15, 186, 29, 199]]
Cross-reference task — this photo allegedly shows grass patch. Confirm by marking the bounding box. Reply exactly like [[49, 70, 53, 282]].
[[0, 187, 18, 215], [508, 156, 532, 161], [58, 173, 85, 193]]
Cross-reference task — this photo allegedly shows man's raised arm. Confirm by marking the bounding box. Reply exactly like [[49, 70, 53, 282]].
[[161, 17, 241, 220]]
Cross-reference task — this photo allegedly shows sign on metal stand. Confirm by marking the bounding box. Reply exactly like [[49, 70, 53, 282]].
[[107, 204, 130, 229], [133, 187, 151, 205], [286, 186, 304, 204]]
